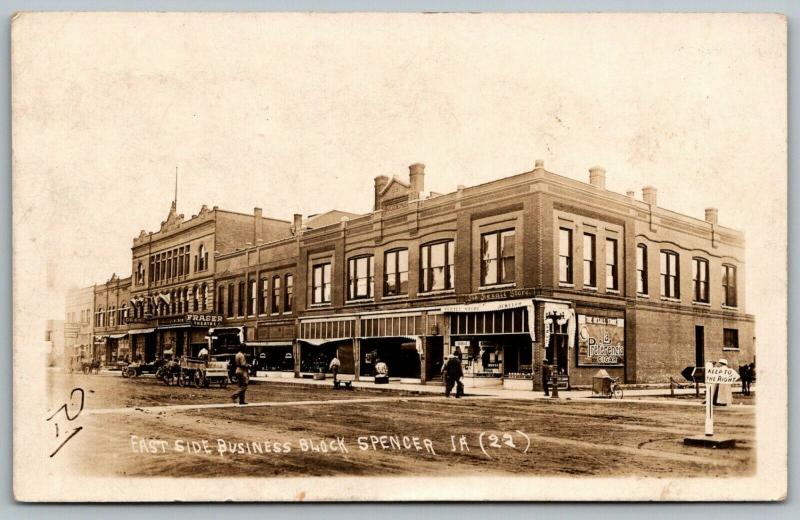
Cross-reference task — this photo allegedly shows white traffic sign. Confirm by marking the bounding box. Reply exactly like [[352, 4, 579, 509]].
[[703, 362, 740, 436], [705, 366, 740, 384]]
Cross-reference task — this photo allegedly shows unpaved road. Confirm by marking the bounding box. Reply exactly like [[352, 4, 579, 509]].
[[48, 371, 755, 478]]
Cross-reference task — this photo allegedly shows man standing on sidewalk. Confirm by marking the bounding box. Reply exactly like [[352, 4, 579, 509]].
[[444, 354, 464, 398], [329, 355, 341, 383], [230, 347, 250, 405], [541, 359, 551, 397]]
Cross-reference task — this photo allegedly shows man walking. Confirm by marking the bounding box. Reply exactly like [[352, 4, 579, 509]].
[[541, 358, 551, 397], [329, 355, 341, 383], [444, 354, 464, 398], [230, 347, 250, 405]]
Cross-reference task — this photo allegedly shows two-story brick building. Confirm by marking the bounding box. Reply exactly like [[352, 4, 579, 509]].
[[213, 160, 754, 389]]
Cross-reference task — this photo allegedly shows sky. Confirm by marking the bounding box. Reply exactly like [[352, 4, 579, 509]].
[[12, 12, 786, 350]]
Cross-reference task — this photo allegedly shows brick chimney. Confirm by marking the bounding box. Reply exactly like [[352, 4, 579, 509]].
[[589, 166, 606, 189], [374, 175, 389, 211], [293, 213, 303, 235], [705, 208, 718, 225], [409, 163, 425, 195], [254, 207, 263, 241], [642, 186, 657, 206]]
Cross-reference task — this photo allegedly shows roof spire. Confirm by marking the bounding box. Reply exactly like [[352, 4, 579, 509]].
[[173, 166, 178, 211]]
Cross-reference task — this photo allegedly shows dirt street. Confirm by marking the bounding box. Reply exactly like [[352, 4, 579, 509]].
[[47, 371, 755, 478]]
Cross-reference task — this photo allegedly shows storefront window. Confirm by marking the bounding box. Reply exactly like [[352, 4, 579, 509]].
[[420, 240, 454, 292], [312, 263, 331, 304], [481, 229, 515, 286], [384, 249, 409, 296]]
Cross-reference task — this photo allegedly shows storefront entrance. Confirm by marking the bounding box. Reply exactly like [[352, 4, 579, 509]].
[[360, 338, 420, 379], [299, 341, 341, 374]]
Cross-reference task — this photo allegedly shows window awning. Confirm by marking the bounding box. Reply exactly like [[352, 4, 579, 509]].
[[158, 323, 191, 330], [109, 333, 128, 339], [444, 299, 536, 341], [441, 298, 533, 313], [128, 328, 155, 335]]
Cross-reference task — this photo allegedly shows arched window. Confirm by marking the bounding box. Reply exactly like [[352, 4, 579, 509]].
[[420, 240, 454, 292], [722, 264, 737, 307], [692, 257, 709, 303], [136, 263, 145, 285], [120, 304, 127, 325], [660, 250, 680, 299], [193, 286, 199, 311], [97, 307, 104, 327], [197, 244, 208, 271], [271, 275, 281, 313], [109, 306, 116, 327], [201, 284, 208, 311]]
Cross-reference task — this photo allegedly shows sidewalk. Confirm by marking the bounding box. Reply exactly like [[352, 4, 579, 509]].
[[249, 373, 750, 407]]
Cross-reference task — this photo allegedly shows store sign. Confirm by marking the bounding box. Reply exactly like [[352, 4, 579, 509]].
[[187, 314, 224, 327], [464, 288, 536, 303], [577, 315, 625, 366]]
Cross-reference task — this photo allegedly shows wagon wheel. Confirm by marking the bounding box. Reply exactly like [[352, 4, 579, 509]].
[[612, 386, 624, 399]]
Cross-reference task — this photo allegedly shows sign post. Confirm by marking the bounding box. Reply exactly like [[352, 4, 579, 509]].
[[684, 362, 740, 449]]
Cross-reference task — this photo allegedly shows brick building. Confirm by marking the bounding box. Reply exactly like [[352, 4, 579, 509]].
[[65, 159, 755, 389], [93, 274, 131, 364], [215, 160, 754, 389], [125, 201, 292, 362]]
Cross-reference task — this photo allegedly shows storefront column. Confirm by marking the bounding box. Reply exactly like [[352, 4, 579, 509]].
[[353, 338, 361, 382], [292, 340, 301, 378]]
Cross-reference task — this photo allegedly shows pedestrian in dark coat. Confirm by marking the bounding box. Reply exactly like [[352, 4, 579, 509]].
[[541, 359, 552, 396], [444, 355, 464, 397]]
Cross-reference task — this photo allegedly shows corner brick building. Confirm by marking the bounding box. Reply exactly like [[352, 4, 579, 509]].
[[67, 159, 755, 389]]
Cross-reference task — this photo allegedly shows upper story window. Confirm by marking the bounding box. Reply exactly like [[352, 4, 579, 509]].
[[119, 304, 127, 325], [226, 283, 234, 317], [481, 230, 515, 286], [384, 249, 409, 297], [692, 257, 709, 303], [237, 281, 245, 316], [259, 277, 268, 314], [559, 228, 573, 284], [284, 274, 294, 312], [136, 263, 145, 285], [247, 279, 256, 316], [96, 307, 104, 327], [660, 250, 680, 299], [605, 238, 618, 290], [420, 240, 454, 292], [197, 244, 208, 272], [347, 256, 374, 300], [636, 244, 648, 295], [312, 263, 332, 304], [272, 275, 281, 313], [583, 233, 596, 287], [722, 264, 737, 307], [177, 247, 184, 276], [183, 246, 191, 275], [217, 285, 225, 314], [109, 306, 116, 327]]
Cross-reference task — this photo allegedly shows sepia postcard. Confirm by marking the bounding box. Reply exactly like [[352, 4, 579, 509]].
[[11, 12, 787, 502]]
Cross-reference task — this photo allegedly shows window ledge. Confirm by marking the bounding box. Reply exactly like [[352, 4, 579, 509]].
[[692, 301, 711, 307], [606, 289, 621, 295], [660, 297, 682, 303], [721, 305, 739, 311], [282, 311, 293, 315], [479, 283, 516, 291], [309, 303, 331, 308], [559, 282, 575, 288], [722, 348, 740, 352], [637, 293, 650, 299], [418, 289, 456, 297], [345, 299, 374, 305], [380, 294, 409, 301], [583, 286, 598, 292]]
